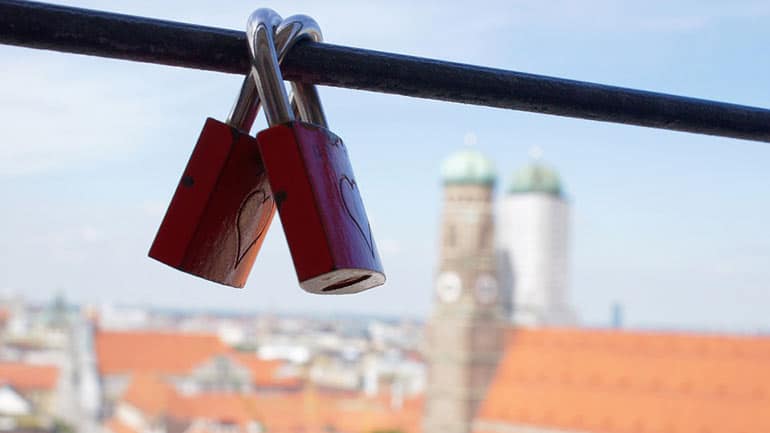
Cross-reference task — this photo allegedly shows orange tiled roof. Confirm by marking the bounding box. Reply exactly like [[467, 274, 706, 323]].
[[476, 328, 770, 433], [0, 362, 58, 391], [122, 374, 176, 417], [230, 354, 303, 389], [105, 418, 138, 433], [327, 393, 424, 433], [96, 330, 227, 375], [243, 393, 312, 433], [169, 393, 261, 426], [242, 388, 422, 433], [158, 387, 421, 433]]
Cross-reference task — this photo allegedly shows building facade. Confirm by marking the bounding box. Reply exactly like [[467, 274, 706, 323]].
[[498, 159, 574, 326], [424, 150, 505, 433]]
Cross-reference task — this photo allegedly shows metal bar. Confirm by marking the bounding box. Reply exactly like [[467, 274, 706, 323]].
[[1, 0, 770, 143]]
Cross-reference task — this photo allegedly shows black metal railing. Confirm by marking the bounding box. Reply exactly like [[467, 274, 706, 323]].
[[1, 0, 769, 143]]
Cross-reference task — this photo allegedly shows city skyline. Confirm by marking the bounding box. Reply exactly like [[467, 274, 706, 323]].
[[1, 0, 770, 331]]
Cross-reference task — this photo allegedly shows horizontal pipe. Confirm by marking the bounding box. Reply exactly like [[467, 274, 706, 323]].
[[1, 0, 770, 142]]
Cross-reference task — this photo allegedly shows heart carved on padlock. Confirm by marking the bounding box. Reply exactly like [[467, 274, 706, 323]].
[[148, 118, 277, 288], [235, 189, 273, 267], [339, 175, 375, 259]]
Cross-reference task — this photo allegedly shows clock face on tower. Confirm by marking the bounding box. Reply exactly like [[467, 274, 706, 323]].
[[435, 271, 463, 303], [474, 274, 498, 304]]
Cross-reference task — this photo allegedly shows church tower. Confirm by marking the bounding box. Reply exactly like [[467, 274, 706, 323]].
[[498, 150, 574, 326], [424, 149, 505, 433]]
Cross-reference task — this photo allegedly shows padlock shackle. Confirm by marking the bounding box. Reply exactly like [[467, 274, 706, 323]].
[[277, 16, 327, 128], [291, 82, 327, 128], [228, 13, 326, 131], [226, 68, 260, 131], [246, 9, 294, 127]]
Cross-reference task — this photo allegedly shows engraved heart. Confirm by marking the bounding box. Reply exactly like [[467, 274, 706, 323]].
[[339, 175, 375, 258], [235, 188, 272, 268]]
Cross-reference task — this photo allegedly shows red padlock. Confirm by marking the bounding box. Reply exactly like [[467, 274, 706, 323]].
[[148, 116, 273, 287], [148, 12, 321, 288], [247, 10, 385, 294]]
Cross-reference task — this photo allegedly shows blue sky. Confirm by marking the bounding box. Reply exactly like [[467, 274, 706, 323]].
[[1, 0, 769, 331]]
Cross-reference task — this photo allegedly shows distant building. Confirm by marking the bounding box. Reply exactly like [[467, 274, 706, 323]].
[[94, 331, 303, 410], [498, 153, 575, 326], [424, 149, 505, 433], [257, 341, 311, 364], [0, 384, 32, 418], [427, 148, 770, 433], [105, 375, 424, 433], [74, 316, 102, 419], [0, 363, 59, 426], [97, 304, 149, 330], [362, 350, 426, 398]]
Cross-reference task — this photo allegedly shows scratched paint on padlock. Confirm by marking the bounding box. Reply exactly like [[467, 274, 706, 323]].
[[339, 175, 375, 259], [303, 124, 378, 264], [149, 118, 276, 287], [235, 188, 273, 267], [182, 127, 276, 285], [257, 121, 385, 294], [323, 134, 375, 257], [317, 128, 379, 262]]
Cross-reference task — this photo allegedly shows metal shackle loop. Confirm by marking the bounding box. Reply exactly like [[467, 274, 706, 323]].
[[227, 9, 282, 130], [276, 15, 328, 128], [228, 12, 326, 131], [246, 9, 294, 127]]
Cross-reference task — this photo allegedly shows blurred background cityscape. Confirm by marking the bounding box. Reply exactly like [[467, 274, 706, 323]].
[[2, 1, 770, 433], [0, 148, 767, 433]]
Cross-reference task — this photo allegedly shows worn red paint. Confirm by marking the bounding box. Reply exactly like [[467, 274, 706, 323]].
[[257, 121, 385, 294], [149, 118, 276, 287]]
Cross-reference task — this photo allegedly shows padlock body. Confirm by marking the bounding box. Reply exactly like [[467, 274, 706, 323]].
[[257, 121, 385, 294], [149, 118, 276, 287]]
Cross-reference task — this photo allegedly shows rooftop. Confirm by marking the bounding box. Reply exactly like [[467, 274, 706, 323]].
[[122, 373, 175, 417], [114, 374, 422, 433], [507, 162, 563, 196], [440, 149, 496, 186], [0, 363, 59, 391], [95, 330, 227, 375], [476, 328, 770, 433]]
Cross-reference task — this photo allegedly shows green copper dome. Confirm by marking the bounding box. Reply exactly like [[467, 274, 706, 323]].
[[440, 149, 496, 186], [508, 163, 563, 196]]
